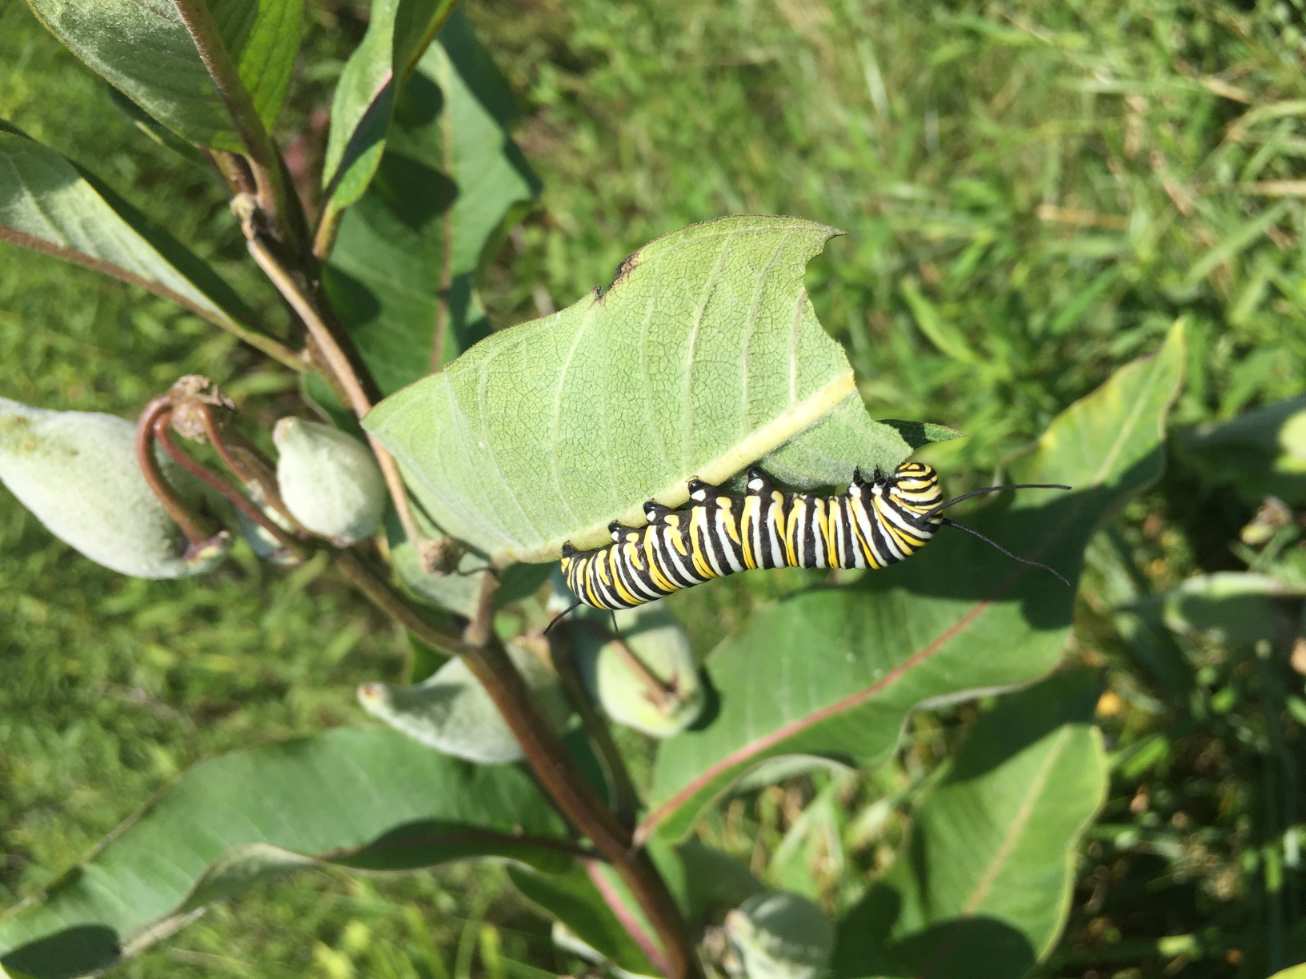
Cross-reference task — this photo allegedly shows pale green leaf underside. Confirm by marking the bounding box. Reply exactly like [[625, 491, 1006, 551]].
[[0, 126, 251, 329], [365, 215, 919, 563], [834, 671, 1109, 977], [0, 728, 565, 979], [24, 0, 303, 152], [642, 323, 1186, 842]]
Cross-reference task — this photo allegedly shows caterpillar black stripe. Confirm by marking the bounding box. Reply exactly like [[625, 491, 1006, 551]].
[[557, 462, 1069, 615]]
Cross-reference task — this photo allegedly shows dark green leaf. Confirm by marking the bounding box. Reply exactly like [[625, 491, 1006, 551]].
[[325, 9, 538, 394], [0, 124, 287, 359], [320, 0, 455, 221], [1175, 395, 1306, 504], [0, 727, 567, 979], [508, 839, 759, 976], [641, 323, 1185, 842]]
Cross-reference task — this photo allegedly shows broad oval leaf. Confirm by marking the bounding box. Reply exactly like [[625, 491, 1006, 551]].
[[365, 216, 921, 563], [832, 670, 1109, 978], [640, 322, 1186, 842], [0, 125, 288, 362], [319, 0, 455, 222], [24, 0, 303, 152], [324, 9, 539, 393], [0, 727, 567, 979]]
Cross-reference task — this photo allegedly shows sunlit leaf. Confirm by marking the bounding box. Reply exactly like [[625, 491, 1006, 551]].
[[0, 124, 289, 363], [24, 0, 304, 151], [319, 0, 454, 219], [366, 216, 942, 563]]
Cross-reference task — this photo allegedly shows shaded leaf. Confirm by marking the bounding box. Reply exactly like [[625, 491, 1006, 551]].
[[24, 0, 303, 151], [1122, 571, 1304, 647], [325, 9, 538, 393], [832, 670, 1108, 978], [366, 216, 936, 563], [641, 322, 1185, 842], [0, 124, 286, 361], [320, 0, 455, 221], [509, 863, 659, 976], [1175, 395, 1306, 504], [0, 728, 567, 979]]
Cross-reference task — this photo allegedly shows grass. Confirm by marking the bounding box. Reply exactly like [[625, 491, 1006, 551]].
[[3, 0, 1304, 976]]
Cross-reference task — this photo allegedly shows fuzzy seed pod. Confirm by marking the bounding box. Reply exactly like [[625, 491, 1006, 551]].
[[273, 418, 385, 545], [571, 600, 705, 738], [0, 397, 225, 578]]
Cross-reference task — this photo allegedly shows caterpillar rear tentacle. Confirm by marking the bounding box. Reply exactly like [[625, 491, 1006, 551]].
[[556, 462, 1071, 613]]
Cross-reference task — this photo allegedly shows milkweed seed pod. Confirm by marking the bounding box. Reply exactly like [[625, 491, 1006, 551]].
[[0, 397, 227, 578], [724, 891, 835, 979], [273, 418, 386, 545], [357, 643, 569, 764], [570, 601, 705, 738]]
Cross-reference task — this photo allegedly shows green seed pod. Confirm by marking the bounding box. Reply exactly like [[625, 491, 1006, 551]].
[[571, 599, 705, 738], [0, 397, 225, 578], [273, 418, 385, 545], [724, 891, 835, 979], [357, 642, 569, 764]]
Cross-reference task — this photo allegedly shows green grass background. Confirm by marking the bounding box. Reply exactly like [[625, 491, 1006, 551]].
[[2, 0, 1304, 975]]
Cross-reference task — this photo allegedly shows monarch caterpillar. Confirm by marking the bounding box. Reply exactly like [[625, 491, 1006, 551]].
[[555, 462, 1069, 618]]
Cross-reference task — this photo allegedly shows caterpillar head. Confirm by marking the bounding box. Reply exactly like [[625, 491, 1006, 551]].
[[859, 462, 944, 517]]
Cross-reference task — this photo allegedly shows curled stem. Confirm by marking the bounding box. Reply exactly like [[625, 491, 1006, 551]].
[[134, 399, 214, 548], [152, 415, 307, 562], [197, 403, 305, 534]]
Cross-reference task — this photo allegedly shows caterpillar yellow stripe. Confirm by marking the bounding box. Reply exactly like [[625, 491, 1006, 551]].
[[560, 462, 945, 611]]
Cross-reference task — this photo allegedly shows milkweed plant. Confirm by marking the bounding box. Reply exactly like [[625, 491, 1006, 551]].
[[2, 3, 1303, 979]]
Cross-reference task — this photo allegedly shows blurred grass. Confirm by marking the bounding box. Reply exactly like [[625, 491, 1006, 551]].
[[2, 0, 1305, 976]]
